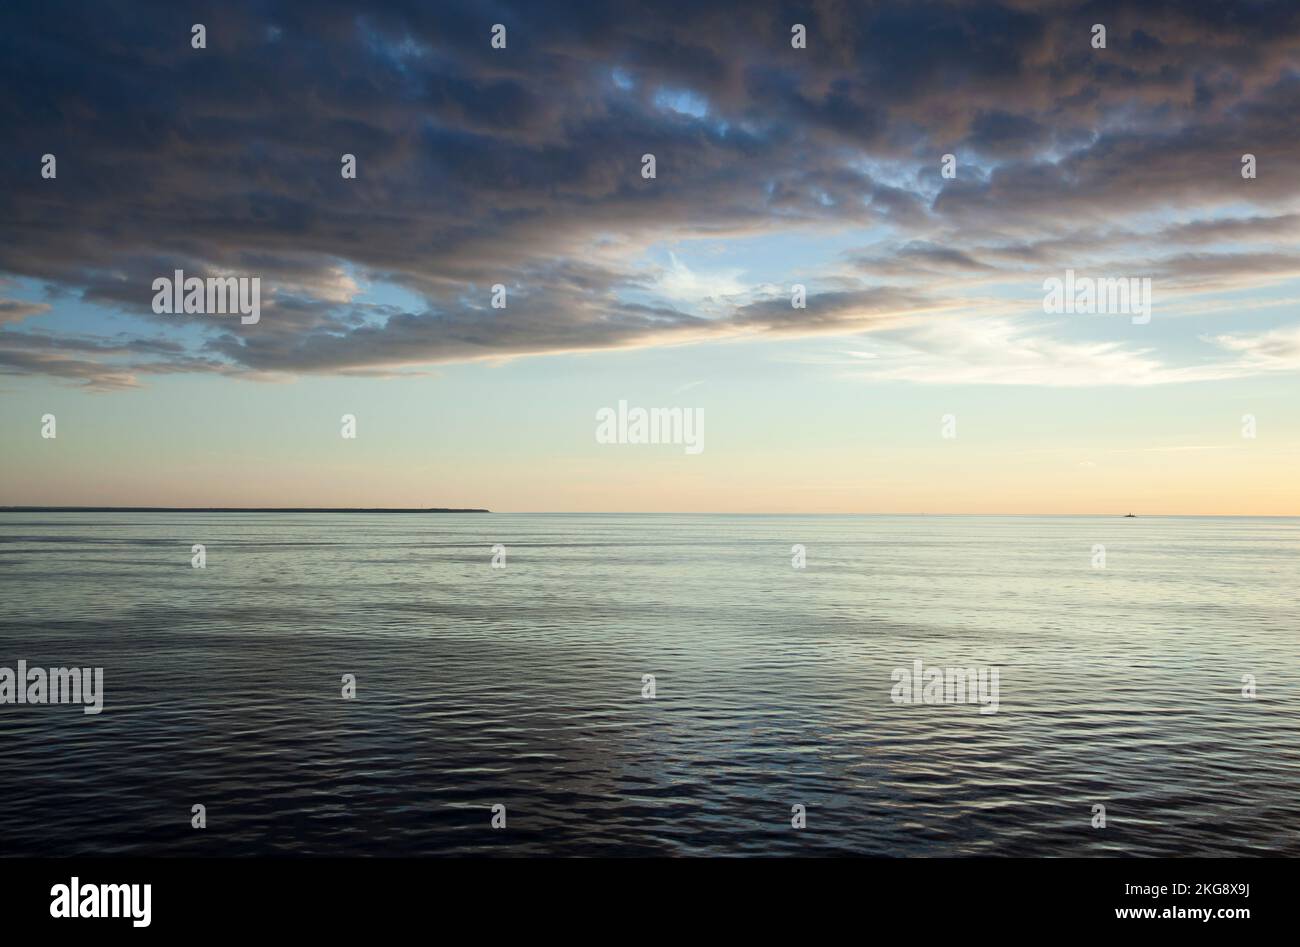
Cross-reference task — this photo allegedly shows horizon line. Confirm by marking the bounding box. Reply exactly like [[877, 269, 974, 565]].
[[2, 507, 1298, 518]]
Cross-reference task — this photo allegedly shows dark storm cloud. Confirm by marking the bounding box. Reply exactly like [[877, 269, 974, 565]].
[[1, 0, 1298, 387]]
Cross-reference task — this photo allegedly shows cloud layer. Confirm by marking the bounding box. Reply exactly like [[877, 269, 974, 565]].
[[1, 0, 1299, 388]]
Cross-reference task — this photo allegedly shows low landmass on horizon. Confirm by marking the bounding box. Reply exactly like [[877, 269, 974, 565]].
[[0, 506, 490, 513]]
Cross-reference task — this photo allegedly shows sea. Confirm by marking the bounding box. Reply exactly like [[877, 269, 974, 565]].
[[1, 512, 1297, 856]]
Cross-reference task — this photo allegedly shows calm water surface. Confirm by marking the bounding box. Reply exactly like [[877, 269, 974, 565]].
[[1, 513, 1297, 856]]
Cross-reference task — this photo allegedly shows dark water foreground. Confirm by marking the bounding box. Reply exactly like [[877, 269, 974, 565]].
[[1, 513, 1297, 856]]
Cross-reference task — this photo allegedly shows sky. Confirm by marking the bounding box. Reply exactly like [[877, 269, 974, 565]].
[[1, 0, 1299, 513]]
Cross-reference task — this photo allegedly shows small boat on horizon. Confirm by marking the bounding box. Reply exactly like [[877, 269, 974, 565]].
[[1124, 513, 1136, 517]]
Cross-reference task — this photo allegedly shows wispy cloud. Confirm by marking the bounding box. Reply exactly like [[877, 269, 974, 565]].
[[840, 318, 1299, 387]]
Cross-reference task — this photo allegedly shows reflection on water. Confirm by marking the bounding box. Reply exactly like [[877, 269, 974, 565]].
[[1, 513, 1297, 856]]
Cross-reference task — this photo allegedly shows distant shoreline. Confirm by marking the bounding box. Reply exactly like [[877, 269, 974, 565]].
[[0, 507, 490, 514]]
